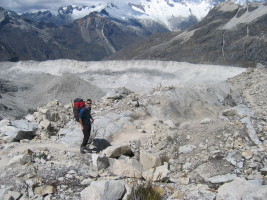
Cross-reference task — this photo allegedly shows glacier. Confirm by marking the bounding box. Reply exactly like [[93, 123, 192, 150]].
[[5, 60, 245, 93]]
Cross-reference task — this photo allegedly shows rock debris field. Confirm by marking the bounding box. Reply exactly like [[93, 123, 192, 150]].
[[0, 60, 266, 200]]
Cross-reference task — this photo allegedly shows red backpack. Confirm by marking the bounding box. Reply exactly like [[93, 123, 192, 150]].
[[73, 98, 85, 122]]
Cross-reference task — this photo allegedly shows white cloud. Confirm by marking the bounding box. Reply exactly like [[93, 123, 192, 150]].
[[0, 0, 111, 13]]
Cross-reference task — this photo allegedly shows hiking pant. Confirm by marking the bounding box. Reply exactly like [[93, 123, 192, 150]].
[[81, 123, 91, 147]]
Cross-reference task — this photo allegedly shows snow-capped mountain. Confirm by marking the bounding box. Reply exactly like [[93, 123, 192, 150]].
[[21, 0, 266, 31], [0, 6, 167, 62], [109, 1, 267, 67], [20, 0, 216, 31], [1, 0, 266, 62]]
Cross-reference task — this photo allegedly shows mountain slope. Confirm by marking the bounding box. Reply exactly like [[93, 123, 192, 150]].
[[109, 2, 267, 67], [0, 8, 165, 61]]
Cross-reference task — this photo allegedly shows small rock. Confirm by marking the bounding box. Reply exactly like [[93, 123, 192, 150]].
[[179, 122, 190, 129], [34, 185, 56, 196], [167, 190, 184, 200], [222, 109, 238, 117], [206, 173, 237, 184], [38, 108, 49, 115], [143, 163, 170, 182], [40, 120, 51, 130], [81, 178, 93, 185], [178, 176, 190, 185], [179, 145, 196, 154], [200, 118, 213, 124], [242, 150, 254, 159]]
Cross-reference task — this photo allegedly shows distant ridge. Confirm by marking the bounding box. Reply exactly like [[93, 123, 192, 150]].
[[109, 1, 267, 67]]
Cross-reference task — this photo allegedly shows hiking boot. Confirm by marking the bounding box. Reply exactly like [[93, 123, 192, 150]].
[[84, 146, 91, 152], [80, 146, 85, 154]]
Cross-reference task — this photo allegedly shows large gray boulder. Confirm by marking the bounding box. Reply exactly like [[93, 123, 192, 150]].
[[142, 163, 170, 182], [140, 150, 161, 170], [0, 119, 37, 142], [105, 87, 132, 100], [93, 111, 134, 140], [92, 154, 110, 170], [216, 177, 267, 200], [109, 158, 143, 178], [80, 180, 126, 200], [102, 144, 133, 158], [57, 120, 83, 148]]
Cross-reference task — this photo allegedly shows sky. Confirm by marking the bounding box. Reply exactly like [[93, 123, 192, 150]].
[[1, 0, 265, 14], [0, 0, 122, 13], [0, 0, 145, 13]]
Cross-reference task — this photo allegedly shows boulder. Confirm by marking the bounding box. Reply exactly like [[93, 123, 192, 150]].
[[140, 150, 161, 170], [206, 173, 237, 184], [241, 150, 254, 159], [102, 144, 133, 158], [178, 177, 190, 185], [109, 159, 142, 178], [12, 120, 37, 140], [216, 177, 267, 200], [34, 185, 56, 196], [38, 108, 49, 115], [0, 125, 20, 142], [92, 154, 110, 170], [105, 87, 132, 100], [0, 119, 37, 142], [25, 114, 35, 122], [0, 119, 11, 127], [8, 154, 25, 166], [46, 110, 60, 122], [200, 118, 213, 124], [179, 145, 196, 154], [2, 191, 21, 200], [142, 163, 170, 182], [241, 117, 262, 147], [40, 119, 51, 130], [80, 180, 126, 200], [222, 109, 238, 117], [0, 186, 13, 200], [57, 121, 83, 148]]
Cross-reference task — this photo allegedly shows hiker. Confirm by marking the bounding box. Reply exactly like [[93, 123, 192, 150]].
[[79, 99, 94, 154]]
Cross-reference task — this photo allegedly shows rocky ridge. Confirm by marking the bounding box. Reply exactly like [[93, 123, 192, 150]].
[[0, 67, 267, 199], [0, 7, 165, 62], [109, 1, 267, 67]]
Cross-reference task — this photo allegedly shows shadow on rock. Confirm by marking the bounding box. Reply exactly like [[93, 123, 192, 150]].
[[91, 138, 111, 153]]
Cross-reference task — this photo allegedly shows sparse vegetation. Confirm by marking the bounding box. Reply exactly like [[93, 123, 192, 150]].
[[128, 181, 163, 200]]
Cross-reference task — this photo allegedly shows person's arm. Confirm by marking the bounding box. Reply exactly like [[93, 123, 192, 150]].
[[79, 109, 84, 130], [89, 108, 94, 124], [90, 116, 94, 124]]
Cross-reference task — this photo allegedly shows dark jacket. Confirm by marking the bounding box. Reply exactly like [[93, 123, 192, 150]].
[[79, 107, 92, 125]]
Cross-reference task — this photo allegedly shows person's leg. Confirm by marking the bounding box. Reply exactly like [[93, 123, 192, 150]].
[[81, 124, 91, 153]]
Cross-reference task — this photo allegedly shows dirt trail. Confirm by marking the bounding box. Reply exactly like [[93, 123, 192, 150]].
[[110, 118, 156, 145]]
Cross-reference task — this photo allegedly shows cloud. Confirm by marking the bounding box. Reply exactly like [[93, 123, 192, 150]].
[[0, 0, 109, 13]]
